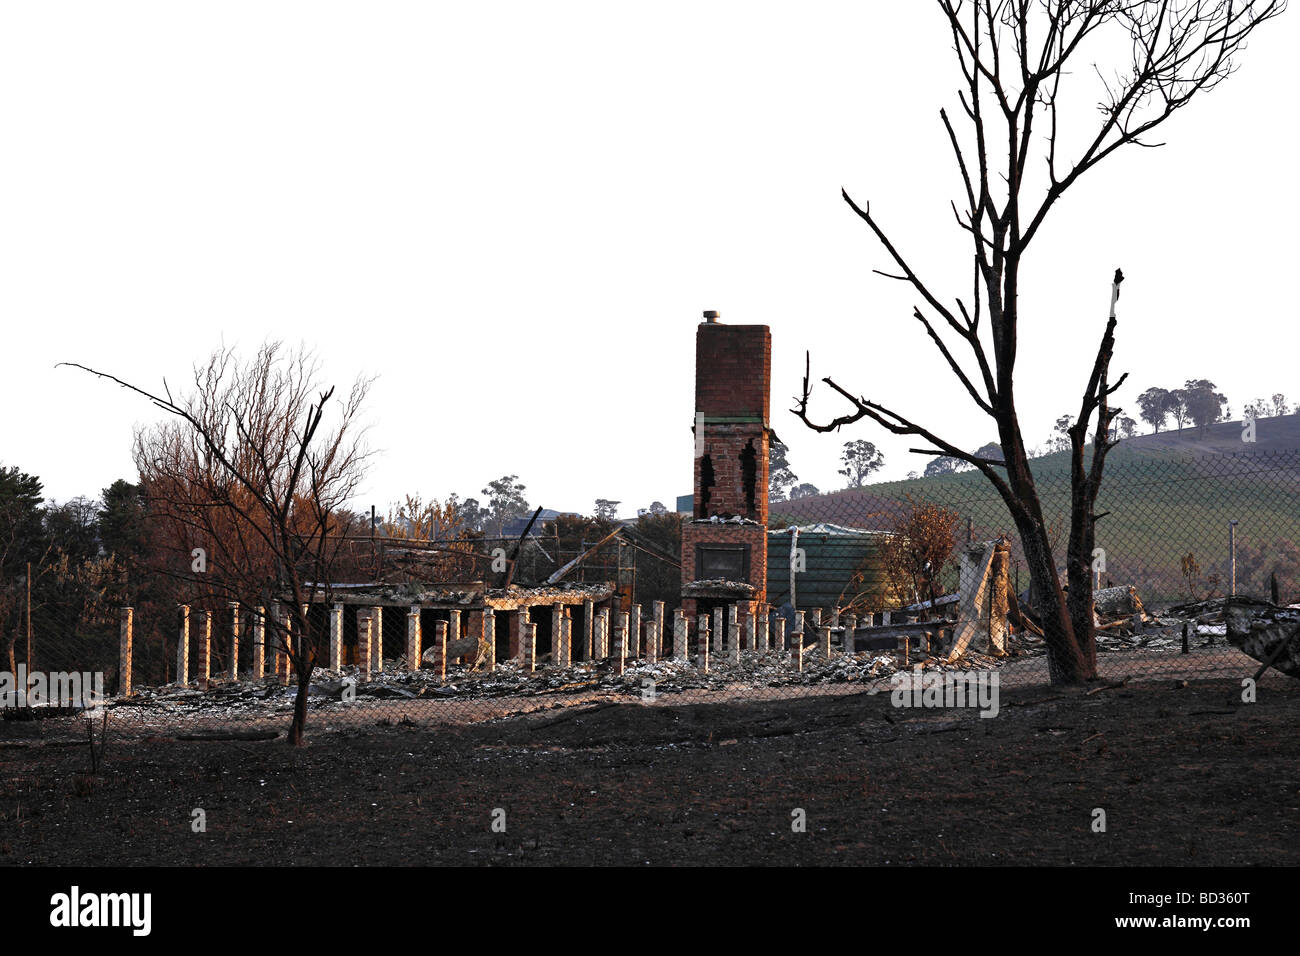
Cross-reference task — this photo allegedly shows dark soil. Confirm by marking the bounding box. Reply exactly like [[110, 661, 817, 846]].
[[2, 677, 1297, 865]]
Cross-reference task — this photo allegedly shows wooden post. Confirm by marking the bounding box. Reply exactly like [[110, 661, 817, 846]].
[[118, 607, 133, 697], [176, 604, 190, 686]]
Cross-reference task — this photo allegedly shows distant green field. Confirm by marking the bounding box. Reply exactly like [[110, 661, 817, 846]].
[[825, 418, 1300, 606]]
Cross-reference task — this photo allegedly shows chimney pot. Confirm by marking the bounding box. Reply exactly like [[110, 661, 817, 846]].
[[703, 310, 719, 323]]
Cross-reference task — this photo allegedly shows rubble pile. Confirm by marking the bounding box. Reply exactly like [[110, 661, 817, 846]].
[[103, 641, 1041, 723]]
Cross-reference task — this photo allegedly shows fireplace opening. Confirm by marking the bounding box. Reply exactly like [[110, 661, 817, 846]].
[[696, 543, 750, 581]]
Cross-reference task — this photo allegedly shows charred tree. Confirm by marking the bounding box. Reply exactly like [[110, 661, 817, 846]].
[[796, 1, 1285, 683]]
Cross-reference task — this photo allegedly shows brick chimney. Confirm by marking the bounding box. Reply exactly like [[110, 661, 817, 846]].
[[681, 313, 771, 621]]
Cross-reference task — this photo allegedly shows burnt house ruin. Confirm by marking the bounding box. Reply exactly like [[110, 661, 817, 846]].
[[681, 313, 773, 626]]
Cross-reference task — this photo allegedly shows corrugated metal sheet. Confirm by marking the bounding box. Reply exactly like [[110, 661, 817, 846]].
[[767, 526, 898, 612]]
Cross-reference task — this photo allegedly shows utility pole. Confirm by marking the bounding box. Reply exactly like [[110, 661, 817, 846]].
[[26, 561, 32, 671]]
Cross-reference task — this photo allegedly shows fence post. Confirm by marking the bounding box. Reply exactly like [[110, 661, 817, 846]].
[[118, 607, 133, 697], [1229, 519, 1238, 597]]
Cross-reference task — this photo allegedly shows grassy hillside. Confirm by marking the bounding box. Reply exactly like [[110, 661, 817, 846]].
[[775, 414, 1300, 605]]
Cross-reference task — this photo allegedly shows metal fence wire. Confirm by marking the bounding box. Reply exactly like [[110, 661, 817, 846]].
[[5, 449, 1300, 737]]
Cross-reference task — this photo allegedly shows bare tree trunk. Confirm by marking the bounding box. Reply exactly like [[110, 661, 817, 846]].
[[1001, 416, 1095, 683], [290, 665, 310, 747], [287, 602, 318, 746]]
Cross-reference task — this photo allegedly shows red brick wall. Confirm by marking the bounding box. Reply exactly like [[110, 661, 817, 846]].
[[684, 320, 772, 610], [681, 523, 767, 600], [695, 323, 771, 420], [694, 423, 769, 523]]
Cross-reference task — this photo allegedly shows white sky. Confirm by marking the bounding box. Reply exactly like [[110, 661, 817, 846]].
[[2, 2, 1296, 517]]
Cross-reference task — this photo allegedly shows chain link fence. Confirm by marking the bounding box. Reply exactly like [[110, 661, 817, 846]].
[[5, 450, 1300, 739]]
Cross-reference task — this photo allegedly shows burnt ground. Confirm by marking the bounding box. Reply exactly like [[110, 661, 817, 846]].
[[1, 676, 1297, 866]]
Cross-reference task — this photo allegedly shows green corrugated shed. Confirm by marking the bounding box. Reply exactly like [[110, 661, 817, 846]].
[[767, 524, 899, 612]]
